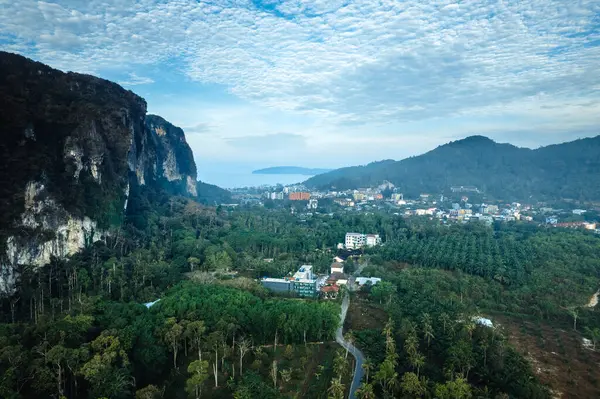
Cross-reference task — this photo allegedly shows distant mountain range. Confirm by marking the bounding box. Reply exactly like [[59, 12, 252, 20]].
[[304, 135, 600, 202], [253, 166, 332, 175]]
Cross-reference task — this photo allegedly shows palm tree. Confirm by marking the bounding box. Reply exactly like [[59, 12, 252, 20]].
[[328, 377, 345, 399], [356, 382, 375, 399], [362, 359, 372, 383]]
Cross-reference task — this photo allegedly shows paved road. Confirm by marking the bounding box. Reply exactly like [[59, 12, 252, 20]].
[[336, 292, 366, 399]]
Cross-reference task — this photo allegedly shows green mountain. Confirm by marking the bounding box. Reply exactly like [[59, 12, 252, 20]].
[[305, 135, 600, 201], [252, 166, 332, 175]]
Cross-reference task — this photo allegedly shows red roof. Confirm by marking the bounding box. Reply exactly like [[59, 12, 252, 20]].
[[321, 285, 340, 293]]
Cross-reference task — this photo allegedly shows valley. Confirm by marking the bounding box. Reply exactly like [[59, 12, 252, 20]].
[[1, 52, 599, 399]]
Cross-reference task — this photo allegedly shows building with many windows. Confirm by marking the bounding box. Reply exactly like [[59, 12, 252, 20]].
[[345, 232, 381, 249], [260, 265, 317, 297], [345, 232, 366, 249]]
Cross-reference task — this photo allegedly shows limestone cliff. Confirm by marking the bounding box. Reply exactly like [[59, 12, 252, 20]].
[[0, 52, 199, 293], [146, 114, 198, 197]]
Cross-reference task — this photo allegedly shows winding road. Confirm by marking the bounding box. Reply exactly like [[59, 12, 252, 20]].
[[336, 291, 366, 399]]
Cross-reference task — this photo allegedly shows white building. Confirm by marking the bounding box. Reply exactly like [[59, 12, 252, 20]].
[[573, 209, 587, 215], [331, 262, 344, 274], [366, 234, 382, 247], [346, 233, 381, 249], [294, 265, 314, 280], [345, 233, 366, 249], [307, 198, 318, 209]]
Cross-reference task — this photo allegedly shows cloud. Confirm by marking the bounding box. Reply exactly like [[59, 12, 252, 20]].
[[118, 72, 154, 86], [226, 133, 307, 151], [182, 122, 213, 134], [1, 0, 599, 162]]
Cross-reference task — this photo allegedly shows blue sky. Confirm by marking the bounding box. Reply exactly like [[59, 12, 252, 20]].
[[1, 0, 599, 183]]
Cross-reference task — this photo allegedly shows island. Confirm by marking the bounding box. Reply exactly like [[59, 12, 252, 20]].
[[252, 166, 333, 175]]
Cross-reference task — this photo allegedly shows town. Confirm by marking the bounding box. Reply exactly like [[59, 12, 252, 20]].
[[260, 232, 383, 299], [228, 181, 600, 233]]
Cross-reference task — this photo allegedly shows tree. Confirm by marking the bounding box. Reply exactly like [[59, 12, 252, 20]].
[[362, 358, 372, 383], [434, 377, 472, 399], [568, 308, 579, 331], [328, 377, 345, 399], [409, 351, 425, 377], [80, 333, 131, 399], [186, 360, 209, 399], [421, 313, 434, 347], [136, 385, 162, 399], [163, 318, 183, 368], [238, 336, 251, 376], [186, 321, 206, 361], [400, 372, 427, 398], [270, 360, 278, 388], [187, 257, 200, 273], [344, 330, 355, 359], [356, 382, 375, 399]]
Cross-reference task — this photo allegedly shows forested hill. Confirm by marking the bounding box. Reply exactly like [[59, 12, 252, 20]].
[[305, 135, 600, 201]]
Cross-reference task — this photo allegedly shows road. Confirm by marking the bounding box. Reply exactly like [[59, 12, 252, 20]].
[[336, 292, 366, 399]]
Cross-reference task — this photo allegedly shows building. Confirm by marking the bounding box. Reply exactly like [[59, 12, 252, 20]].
[[289, 192, 311, 201], [345, 233, 366, 249], [261, 265, 317, 297], [327, 272, 348, 286], [353, 192, 366, 201], [366, 234, 382, 247], [331, 262, 344, 274], [320, 284, 340, 299], [307, 198, 318, 209], [261, 278, 292, 294], [573, 209, 587, 215], [546, 217, 558, 225], [450, 186, 480, 193], [292, 265, 317, 297], [391, 193, 404, 201]]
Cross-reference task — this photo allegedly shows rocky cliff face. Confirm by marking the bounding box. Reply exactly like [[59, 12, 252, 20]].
[[0, 52, 198, 293], [146, 114, 198, 197]]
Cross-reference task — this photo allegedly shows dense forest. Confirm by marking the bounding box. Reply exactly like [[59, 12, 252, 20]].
[[2, 199, 600, 398], [305, 135, 600, 201]]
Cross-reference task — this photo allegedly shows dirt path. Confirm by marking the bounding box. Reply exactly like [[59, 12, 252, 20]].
[[337, 293, 366, 399], [586, 290, 599, 307]]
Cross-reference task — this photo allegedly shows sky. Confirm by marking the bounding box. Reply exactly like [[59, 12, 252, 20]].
[[1, 0, 599, 185]]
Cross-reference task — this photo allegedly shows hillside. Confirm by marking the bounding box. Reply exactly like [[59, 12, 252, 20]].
[[253, 166, 332, 175], [305, 135, 600, 201]]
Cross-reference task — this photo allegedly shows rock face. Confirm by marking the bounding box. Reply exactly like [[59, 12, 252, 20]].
[[146, 114, 198, 197], [0, 51, 198, 293]]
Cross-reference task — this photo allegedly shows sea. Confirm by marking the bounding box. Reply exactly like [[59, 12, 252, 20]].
[[197, 170, 311, 189]]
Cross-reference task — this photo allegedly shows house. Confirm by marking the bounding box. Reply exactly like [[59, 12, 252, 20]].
[[307, 198, 318, 209], [320, 284, 340, 299], [546, 217, 558, 225], [333, 256, 344, 263], [573, 209, 587, 215], [331, 262, 344, 274], [327, 272, 348, 286]]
